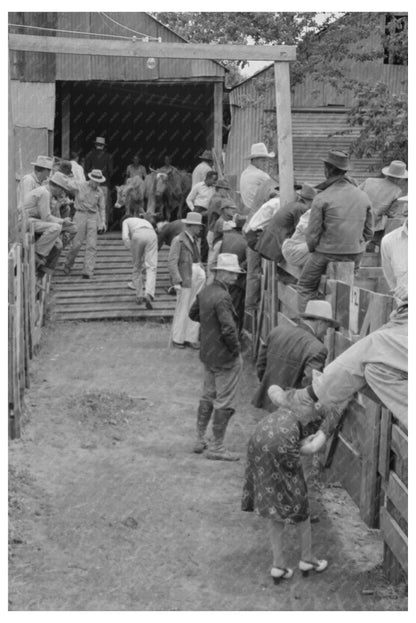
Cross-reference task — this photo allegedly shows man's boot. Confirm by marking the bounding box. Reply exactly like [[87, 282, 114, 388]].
[[193, 400, 213, 454], [206, 408, 239, 461]]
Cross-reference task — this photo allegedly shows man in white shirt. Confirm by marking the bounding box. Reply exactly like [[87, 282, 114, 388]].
[[122, 214, 158, 308], [380, 197, 408, 304], [239, 143, 276, 310], [19, 155, 53, 206], [191, 150, 214, 187]]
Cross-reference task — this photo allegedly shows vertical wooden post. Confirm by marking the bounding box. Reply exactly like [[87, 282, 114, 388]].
[[213, 81, 223, 166], [61, 88, 71, 158], [274, 61, 294, 208], [8, 63, 17, 247]]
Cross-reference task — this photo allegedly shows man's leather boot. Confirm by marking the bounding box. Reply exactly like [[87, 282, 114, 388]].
[[193, 400, 213, 454], [206, 408, 239, 461]]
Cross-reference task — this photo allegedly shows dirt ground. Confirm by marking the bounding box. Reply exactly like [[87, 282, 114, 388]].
[[8, 320, 407, 611]]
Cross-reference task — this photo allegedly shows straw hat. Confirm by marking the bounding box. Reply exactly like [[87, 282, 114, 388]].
[[212, 253, 245, 273], [198, 149, 213, 161], [88, 169, 106, 183], [220, 199, 237, 211], [321, 150, 349, 171], [95, 136, 106, 146], [300, 300, 339, 328], [245, 142, 275, 159], [181, 212, 202, 226], [397, 195, 408, 202], [31, 155, 54, 170], [49, 171, 73, 192], [382, 160, 408, 179], [297, 183, 317, 201]]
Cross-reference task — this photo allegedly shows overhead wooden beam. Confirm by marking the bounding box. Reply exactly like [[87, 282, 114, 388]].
[[9, 34, 296, 62]]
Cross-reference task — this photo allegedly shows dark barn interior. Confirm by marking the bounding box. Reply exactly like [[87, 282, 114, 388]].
[[54, 80, 215, 184]]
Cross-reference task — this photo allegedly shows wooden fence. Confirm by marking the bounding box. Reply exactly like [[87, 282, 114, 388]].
[[8, 222, 51, 439], [249, 255, 407, 583]]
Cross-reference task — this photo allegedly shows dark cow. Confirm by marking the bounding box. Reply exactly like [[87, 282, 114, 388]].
[[144, 167, 191, 222]]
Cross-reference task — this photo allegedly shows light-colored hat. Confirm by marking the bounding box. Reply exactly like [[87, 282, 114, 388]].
[[212, 253, 245, 273], [95, 136, 106, 146], [49, 171, 73, 191], [88, 169, 106, 183], [31, 155, 54, 170], [321, 150, 349, 171], [297, 183, 317, 201], [246, 142, 275, 159], [300, 300, 339, 328], [198, 149, 213, 160], [382, 160, 408, 179], [397, 195, 408, 202], [220, 199, 237, 211], [182, 212, 202, 226]]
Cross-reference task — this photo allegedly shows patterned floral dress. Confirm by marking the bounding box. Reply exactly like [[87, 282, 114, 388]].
[[241, 407, 320, 523]]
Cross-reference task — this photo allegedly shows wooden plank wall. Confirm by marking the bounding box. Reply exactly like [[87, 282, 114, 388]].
[[8, 225, 51, 439]]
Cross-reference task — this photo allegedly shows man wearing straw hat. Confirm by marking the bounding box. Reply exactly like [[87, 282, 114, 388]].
[[359, 160, 408, 251], [19, 155, 54, 205], [192, 149, 214, 187], [63, 169, 107, 279], [84, 136, 114, 227], [168, 212, 206, 349], [189, 253, 245, 460], [297, 150, 373, 308]]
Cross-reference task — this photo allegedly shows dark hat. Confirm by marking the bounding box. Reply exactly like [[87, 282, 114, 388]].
[[198, 149, 213, 161], [321, 150, 349, 171], [297, 183, 317, 201], [215, 178, 231, 190], [58, 160, 73, 176]]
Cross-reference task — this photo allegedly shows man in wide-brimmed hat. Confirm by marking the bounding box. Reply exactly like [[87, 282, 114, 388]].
[[186, 169, 218, 262], [19, 155, 54, 205], [252, 299, 339, 413], [192, 149, 214, 187], [189, 253, 245, 460], [297, 150, 373, 308], [255, 183, 317, 264], [22, 171, 74, 269], [63, 169, 107, 279], [168, 212, 206, 348], [360, 160, 408, 250], [84, 136, 114, 227], [206, 178, 233, 246]]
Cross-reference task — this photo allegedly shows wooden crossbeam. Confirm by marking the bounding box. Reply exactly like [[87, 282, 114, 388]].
[[9, 34, 296, 62]]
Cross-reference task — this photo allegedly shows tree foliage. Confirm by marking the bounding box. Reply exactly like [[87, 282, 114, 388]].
[[153, 12, 408, 164]]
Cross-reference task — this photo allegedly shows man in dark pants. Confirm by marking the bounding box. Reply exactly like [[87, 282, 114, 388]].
[[296, 150, 373, 310], [252, 300, 339, 412], [84, 136, 114, 228], [189, 253, 245, 461]]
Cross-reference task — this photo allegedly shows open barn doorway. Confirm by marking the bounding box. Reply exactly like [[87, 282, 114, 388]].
[[54, 80, 214, 185]]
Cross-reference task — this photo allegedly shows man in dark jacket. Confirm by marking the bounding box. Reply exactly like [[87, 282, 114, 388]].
[[297, 151, 373, 309], [255, 183, 316, 262], [252, 300, 339, 412], [189, 253, 245, 461], [84, 136, 114, 228]]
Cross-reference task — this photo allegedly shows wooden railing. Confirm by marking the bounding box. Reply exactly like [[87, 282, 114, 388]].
[[8, 222, 51, 439], [247, 255, 407, 583]]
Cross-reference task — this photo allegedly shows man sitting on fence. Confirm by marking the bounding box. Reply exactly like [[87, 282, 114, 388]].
[[23, 171, 74, 270], [268, 199, 408, 449], [19, 155, 54, 206], [296, 151, 373, 310]]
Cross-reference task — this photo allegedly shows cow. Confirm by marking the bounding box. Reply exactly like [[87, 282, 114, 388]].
[[144, 167, 191, 222], [112, 175, 146, 229]]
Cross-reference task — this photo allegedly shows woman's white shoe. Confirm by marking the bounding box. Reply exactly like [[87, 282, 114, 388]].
[[270, 566, 294, 584], [299, 559, 328, 576]]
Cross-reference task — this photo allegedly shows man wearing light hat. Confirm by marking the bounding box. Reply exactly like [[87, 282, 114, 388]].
[[84, 136, 114, 227], [63, 169, 107, 279], [297, 150, 373, 308], [359, 160, 408, 250], [252, 300, 338, 412], [23, 171, 74, 267], [168, 212, 206, 348], [19, 155, 54, 205], [192, 149, 214, 187], [189, 253, 245, 460]]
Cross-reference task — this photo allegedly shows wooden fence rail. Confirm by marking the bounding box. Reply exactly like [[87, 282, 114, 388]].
[[248, 255, 407, 583], [8, 223, 51, 439]]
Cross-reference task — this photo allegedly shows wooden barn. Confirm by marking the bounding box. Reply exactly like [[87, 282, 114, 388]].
[[225, 12, 408, 187], [9, 12, 225, 186]]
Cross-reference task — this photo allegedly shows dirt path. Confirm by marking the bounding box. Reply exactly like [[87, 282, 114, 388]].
[[8, 321, 407, 611]]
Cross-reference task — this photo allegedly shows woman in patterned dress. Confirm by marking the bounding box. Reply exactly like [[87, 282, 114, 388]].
[[242, 385, 333, 583]]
